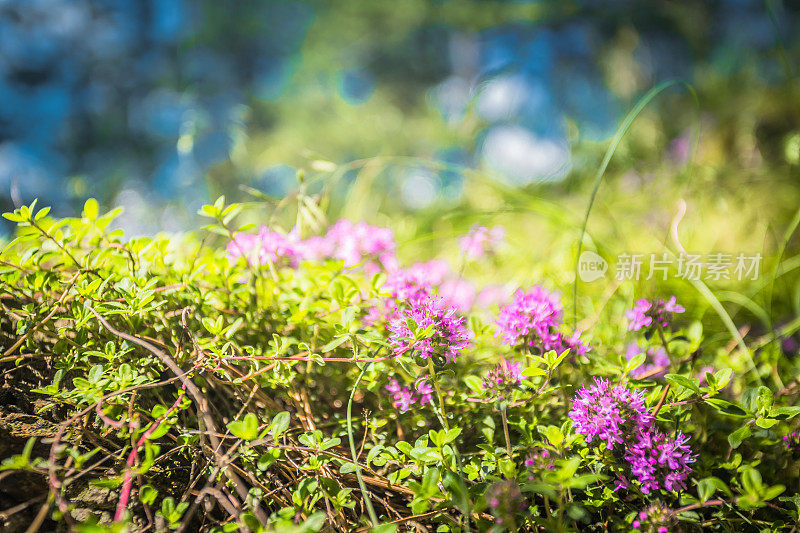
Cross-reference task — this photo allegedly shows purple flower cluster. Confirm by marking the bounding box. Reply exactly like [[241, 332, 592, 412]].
[[631, 502, 676, 532], [625, 343, 670, 379], [382, 260, 447, 306], [387, 294, 471, 364], [570, 378, 696, 494], [784, 431, 800, 454], [227, 226, 304, 266], [625, 297, 685, 332], [367, 260, 479, 326], [227, 219, 398, 273], [459, 224, 505, 260], [482, 359, 522, 398], [495, 286, 588, 356], [620, 429, 696, 494], [385, 378, 434, 412], [524, 449, 555, 477], [486, 479, 525, 528], [323, 219, 398, 273], [569, 378, 653, 449]]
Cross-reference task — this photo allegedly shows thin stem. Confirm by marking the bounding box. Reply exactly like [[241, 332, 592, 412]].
[[427, 359, 449, 429], [651, 324, 674, 418], [346, 362, 379, 527], [500, 407, 512, 458], [424, 359, 470, 532]]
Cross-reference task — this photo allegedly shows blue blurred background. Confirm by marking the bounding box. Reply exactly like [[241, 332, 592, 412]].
[[1, 0, 798, 234]]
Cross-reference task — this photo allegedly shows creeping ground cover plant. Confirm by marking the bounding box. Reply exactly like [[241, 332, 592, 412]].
[[1, 195, 800, 532]]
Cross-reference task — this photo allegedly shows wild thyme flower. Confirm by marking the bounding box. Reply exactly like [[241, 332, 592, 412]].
[[495, 287, 562, 348], [228, 219, 398, 273], [494, 286, 589, 356], [325, 219, 398, 273], [383, 261, 445, 303], [524, 449, 555, 480], [385, 379, 416, 412], [631, 502, 677, 532], [227, 226, 303, 266], [486, 479, 525, 528], [562, 329, 590, 358], [439, 278, 477, 311], [622, 429, 695, 494], [388, 261, 476, 311], [387, 295, 471, 364], [459, 224, 505, 260], [483, 359, 522, 398], [569, 378, 652, 450], [784, 431, 800, 454], [626, 297, 685, 332], [415, 378, 434, 405]]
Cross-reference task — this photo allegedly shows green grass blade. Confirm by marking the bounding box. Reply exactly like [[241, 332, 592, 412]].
[[572, 80, 698, 327]]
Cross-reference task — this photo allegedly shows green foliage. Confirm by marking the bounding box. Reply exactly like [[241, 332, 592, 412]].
[[1, 192, 799, 532]]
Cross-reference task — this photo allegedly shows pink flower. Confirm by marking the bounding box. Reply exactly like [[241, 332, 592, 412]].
[[495, 286, 588, 356], [621, 429, 695, 493], [387, 295, 471, 364], [483, 359, 522, 398], [227, 226, 303, 266], [459, 224, 505, 260], [325, 219, 397, 273], [385, 379, 416, 412], [625, 297, 685, 332], [415, 378, 434, 405], [439, 279, 477, 311], [569, 378, 653, 450], [227, 218, 398, 274], [631, 503, 676, 532], [496, 287, 562, 348], [784, 432, 800, 454]]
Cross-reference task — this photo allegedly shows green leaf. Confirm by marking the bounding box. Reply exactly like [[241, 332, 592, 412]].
[[442, 427, 461, 445], [706, 398, 749, 417], [321, 335, 348, 353], [339, 462, 357, 474], [34, 206, 51, 221], [771, 406, 800, 419], [90, 476, 124, 488], [665, 373, 701, 394], [713, 368, 733, 389], [269, 411, 291, 439], [741, 467, 763, 494], [763, 485, 786, 502], [755, 416, 777, 429], [139, 484, 158, 505], [83, 199, 99, 221], [320, 437, 340, 450], [728, 425, 751, 449], [463, 375, 484, 393], [545, 425, 564, 447], [227, 413, 259, 441], [696, 477, 722, 502], [522, 366, 547, 377]]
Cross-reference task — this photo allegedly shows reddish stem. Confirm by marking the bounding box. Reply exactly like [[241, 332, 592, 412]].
[[114, 391, 185, 522]]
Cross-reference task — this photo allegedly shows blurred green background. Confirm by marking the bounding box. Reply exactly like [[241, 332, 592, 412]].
[[2, 0, 800, 373], [0, 1, 797, 220]]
